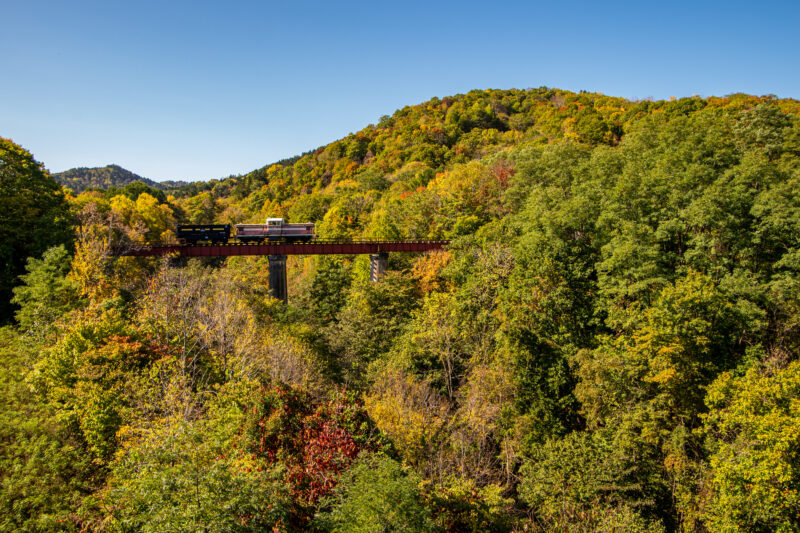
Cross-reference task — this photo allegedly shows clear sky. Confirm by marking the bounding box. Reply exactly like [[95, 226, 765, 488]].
[[2, 0, 798, 182]]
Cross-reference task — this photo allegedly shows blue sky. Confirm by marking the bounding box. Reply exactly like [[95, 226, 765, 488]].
[[2, 0, 798, 182]]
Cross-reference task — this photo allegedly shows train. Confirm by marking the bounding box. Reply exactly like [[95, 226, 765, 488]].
[[177, 218, 315, 245]]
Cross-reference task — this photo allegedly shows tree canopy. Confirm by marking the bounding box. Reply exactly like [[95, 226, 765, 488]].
[[0, 137, 73, 323], [2, 89, 800, 531]]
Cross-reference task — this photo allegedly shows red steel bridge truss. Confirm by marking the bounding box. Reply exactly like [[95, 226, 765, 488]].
[[111, 240, 450, 302]]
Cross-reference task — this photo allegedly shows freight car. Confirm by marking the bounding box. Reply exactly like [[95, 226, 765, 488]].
[[177, 224, 231, 245], [176, 218, 315, 245]]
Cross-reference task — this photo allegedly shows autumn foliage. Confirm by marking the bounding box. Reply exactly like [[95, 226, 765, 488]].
[[3, 89, 800, 531]]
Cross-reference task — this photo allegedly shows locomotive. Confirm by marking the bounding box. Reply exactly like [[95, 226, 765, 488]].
[[177, 218, 315, 245]]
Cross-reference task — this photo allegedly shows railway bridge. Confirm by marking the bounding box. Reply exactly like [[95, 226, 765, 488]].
[[112, 240, 449, 302]]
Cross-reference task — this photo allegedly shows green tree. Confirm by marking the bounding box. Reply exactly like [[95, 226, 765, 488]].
[[519, 430, 666, 533], [288, 192, 332, 223], [326, 272, 420, 387], [12, 245, 81, 334], [574, 272, 753, 528], [0, 328, 96, 532], [422, 477, 514, 533], [31, 312, 150, 463], [314, 453, 434, 533], [0, 138, 73, 322], [103, 382, 294, 532], [309, 257, 352, 324], [700, 360, 800, 532], [395, 292, 465, 399], [181, 191, 217, 224], [105, 181, 167, 203], [576, 272, 750, 439], [733, 103, 792, 160]]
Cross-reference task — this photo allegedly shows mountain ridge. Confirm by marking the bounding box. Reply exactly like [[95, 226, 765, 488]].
[[53, 164, 189, 193]]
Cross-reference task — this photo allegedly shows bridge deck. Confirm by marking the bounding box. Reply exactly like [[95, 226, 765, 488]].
[[112, 240, 449, 257]]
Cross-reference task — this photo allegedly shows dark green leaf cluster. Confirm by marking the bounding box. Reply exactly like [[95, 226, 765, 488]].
[[0, 137, 74, 323]]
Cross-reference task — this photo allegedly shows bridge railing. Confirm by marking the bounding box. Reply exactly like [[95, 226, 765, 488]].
[[110, 239, 450, 257]]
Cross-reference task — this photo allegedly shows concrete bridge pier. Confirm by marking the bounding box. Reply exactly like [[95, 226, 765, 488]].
[[268, 255, 288, 303], [370, 252, 388, 282]]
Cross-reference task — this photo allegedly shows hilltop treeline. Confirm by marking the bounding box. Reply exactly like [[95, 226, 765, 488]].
[[2, 88, 800, 532], [54, 164, 161, 193]]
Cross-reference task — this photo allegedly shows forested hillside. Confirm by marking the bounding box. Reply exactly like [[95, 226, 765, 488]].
[[53, 164, 188, 193], [2, 87, 800, 532]]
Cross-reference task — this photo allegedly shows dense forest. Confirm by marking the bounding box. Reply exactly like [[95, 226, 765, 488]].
[[53, 165, 189, 194], [2, 87, 800, 532]]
